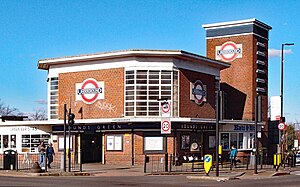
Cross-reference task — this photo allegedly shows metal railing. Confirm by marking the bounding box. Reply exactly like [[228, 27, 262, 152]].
[[0, 151, 81, 172], [144, 153, 297, 174]]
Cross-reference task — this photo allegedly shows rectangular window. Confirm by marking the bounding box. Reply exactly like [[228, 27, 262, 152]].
[[106, 135, 123, 151], [221, 132, 255, 150], [125, 69, 178, 117], [180, 135, 190, 150], [21, 134, 50, 153]]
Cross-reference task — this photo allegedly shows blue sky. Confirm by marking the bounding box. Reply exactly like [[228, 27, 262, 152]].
[[0, 0, 299, 122]]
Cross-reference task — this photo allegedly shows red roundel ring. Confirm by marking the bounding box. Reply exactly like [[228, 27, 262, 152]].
[[161, 120, 170, 132], [220, 42, 237, 61], [81, 79, 99, 103]]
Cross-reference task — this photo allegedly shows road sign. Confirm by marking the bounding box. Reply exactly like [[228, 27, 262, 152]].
[[204, 154, 212, 175], [161, 119, 171, 134], [161, 101, 171, 117], [278, 122, 286, 131], [161, 102, 170, 113]]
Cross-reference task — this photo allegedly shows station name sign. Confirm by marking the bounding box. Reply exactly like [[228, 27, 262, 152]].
[[179, 124, 215, 131], [76, 78, 104, 104], [216, 41, 242, 62], [52, 123, 216, 132], [233, 124, 254, 131]]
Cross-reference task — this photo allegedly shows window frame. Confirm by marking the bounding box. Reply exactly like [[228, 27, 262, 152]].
[[49, 77, 59, 119], [180, 134, 190, 150], [106, 135, 123, 151], [124, 69, 179, 117], [220, 132, 254, 151], [21, 134, 50, 153]]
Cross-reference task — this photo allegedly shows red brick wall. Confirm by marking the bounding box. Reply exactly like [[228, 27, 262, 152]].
[[179, 69, 216, 118], [104, 132, 133, 165], [206, 35, 255, 120], [58, 68, 124, 120], [104, 132, 175, 165]]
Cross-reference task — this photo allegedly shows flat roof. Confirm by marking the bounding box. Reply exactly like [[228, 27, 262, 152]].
[[38, 49, 230, 70], [202, 18, 272, 30]]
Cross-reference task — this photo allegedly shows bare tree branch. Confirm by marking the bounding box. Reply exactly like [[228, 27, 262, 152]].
[[30, 108, 47, 120], [0, 99, 19, 116]]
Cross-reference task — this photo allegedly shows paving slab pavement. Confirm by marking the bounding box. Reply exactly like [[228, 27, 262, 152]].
[[0, 163, 295, 179], [186, 168, 291, 181]]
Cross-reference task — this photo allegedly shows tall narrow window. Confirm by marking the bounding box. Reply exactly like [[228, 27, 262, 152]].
[[49, 77, 59, 119], [10, 135, 16, 148], [220, 133, 229, 150], [3, 135, 8, 148], [238, 133, 243, 149], [181, 135, 190, 150], [230, 133, 237, 148], [172, 70, 179, 117]]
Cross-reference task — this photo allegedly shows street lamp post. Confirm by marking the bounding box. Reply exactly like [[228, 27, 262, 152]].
[[280, 43, 294, 161]]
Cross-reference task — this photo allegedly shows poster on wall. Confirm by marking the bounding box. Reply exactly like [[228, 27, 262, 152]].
[[144, 137, 163, 151], [114, 136, 122, 150], [106, 136, 114, 150], [106, 135, 123, 151]]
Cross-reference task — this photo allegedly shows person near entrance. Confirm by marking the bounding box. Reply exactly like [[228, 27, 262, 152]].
[[46, 143, 55, 168], [229, 145, 238, 168], [38, 141, 46, 168]]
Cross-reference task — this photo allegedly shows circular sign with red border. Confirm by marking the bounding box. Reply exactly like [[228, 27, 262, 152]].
[[192, 80, 206, 105], [161, 120, 171, 133], [76, 78, 103, 104], [278, 122, 286, 131], [217, 41, 242, 62], [161, 102, 170, 113]]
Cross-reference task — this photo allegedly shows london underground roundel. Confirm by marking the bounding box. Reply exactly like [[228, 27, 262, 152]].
[[76, 78, 104, 104], [216, 41, 242, 62], [191, 80, 206, 105]]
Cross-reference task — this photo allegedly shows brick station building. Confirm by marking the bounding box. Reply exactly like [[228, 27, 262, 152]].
[[38, 49, 230, 165], [0, 18, 272, 167], [203, 18, 272, 154]]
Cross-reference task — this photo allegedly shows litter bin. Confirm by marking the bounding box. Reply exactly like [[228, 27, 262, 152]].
[[3, 150, 16, 170]]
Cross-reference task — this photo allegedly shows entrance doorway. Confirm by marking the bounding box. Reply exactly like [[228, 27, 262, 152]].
[[81, 133, 102, 163]]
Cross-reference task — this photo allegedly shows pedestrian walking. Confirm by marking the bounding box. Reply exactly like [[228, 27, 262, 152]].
[[229, 145, 238, 168], [38, 141, 46, 168], [46, 143, 55, 168]]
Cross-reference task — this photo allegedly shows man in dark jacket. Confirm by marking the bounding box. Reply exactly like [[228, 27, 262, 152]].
[[46, 143, 55, 168]]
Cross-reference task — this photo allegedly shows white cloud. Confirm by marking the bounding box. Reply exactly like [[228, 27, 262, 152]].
[[268, 49, 293, 58], [35, 99, 47, 105]]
